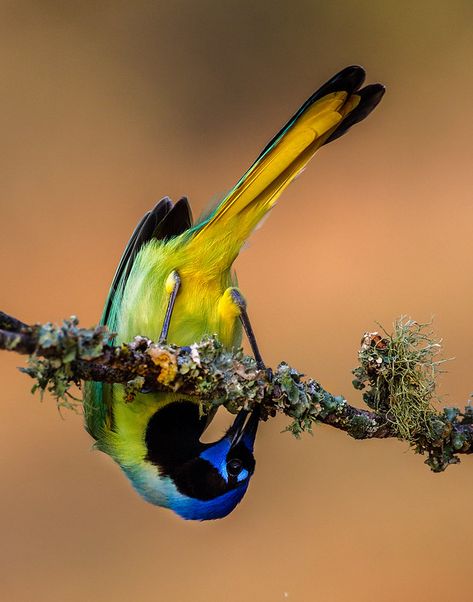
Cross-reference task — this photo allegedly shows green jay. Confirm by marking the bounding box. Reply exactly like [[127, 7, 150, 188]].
[[84, 66, 385, 520]]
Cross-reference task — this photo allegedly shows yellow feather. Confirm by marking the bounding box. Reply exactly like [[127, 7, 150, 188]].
[[189, 91, 359, 266]]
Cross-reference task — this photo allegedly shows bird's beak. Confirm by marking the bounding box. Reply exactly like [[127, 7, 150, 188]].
[[227, 407, 260, 451]]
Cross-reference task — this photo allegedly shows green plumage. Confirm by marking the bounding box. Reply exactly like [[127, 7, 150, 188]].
[[82, 66, 385, 518]]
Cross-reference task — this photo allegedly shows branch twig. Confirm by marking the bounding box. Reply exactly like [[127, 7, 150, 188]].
[[1, 311, 472, 472]]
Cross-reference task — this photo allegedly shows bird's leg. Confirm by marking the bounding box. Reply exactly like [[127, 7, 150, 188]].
[[230, 288, 266, 370], [159, 270, 181, 343]]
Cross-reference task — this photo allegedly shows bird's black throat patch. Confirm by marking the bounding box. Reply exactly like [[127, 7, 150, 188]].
[[145, 401, 229, 501], [145, 401, 205, 468]]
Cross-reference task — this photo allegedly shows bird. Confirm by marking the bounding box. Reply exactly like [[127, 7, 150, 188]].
[[84, 65, 385, 521]]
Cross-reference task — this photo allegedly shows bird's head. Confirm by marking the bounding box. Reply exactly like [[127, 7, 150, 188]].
[[138, 401, 259, 520]]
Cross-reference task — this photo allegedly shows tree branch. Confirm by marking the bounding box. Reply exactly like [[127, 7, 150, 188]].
[[1, 311, 472, 472], [0, 310, 31, 333]]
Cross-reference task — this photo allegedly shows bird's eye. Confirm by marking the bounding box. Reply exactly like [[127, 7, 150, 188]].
[[227, 458, 243, 477]]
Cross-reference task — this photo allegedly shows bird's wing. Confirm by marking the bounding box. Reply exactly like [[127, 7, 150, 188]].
[[84, 197, 193, 441]]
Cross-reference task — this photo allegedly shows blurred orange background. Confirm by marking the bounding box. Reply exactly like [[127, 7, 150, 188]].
[[1, 2, 473, 601]]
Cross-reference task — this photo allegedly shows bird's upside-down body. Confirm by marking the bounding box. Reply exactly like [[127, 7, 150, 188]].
[[84, 65, 385, 520]]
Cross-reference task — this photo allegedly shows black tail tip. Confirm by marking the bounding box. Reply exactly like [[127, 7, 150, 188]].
[[323, 65, 366, 96], [324, 81, 386, 144]]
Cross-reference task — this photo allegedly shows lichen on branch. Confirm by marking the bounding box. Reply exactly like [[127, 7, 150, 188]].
[[0, 311, 472, 472], [353, 318, 444, 440]]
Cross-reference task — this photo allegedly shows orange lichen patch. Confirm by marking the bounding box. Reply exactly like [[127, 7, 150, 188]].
[[147, 346, 178, 385]]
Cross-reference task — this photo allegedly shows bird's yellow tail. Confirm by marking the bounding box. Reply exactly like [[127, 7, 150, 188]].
[[187, 66, 384, 268]]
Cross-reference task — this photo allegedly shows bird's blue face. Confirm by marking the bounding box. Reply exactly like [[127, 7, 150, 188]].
[[142, 402, 259, 520]]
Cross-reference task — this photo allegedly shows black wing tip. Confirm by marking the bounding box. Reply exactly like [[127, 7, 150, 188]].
[[175, 195, 190, 210], [152, 195, 193, 240], [151, 196, 173, 214], [174, 196, 194, 229]]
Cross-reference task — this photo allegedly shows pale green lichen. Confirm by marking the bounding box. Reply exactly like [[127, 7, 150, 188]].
[[352, 317, 446, 441], [21, 316, 113, 411], [174, 336, 263, 413]]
